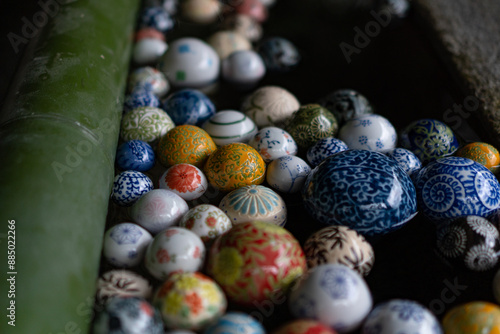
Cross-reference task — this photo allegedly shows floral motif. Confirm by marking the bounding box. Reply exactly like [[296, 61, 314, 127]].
[[437, 226, 467, 258], [464, 244, 498, 271], [110, 223, 144, 245], [320, 267, 357, 299], [164, 164, 202, 193], [389, 300, 425, 322], [211, 247, 244, 286], [121, 106, 174, 142], [465, 216, 499, 238], [185, 292, 203, 315], [156, 249, 171, 263]]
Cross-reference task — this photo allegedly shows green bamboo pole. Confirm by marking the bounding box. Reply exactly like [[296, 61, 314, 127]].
[[0, 0, 140, 332]]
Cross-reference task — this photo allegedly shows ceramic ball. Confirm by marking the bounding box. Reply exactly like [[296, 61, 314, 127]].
[[121, 106, 175, 143], [248, 127, 298, 163], [306, 137, 349, 167], [116, 140, 155, 172], [181, 0, 222, 24], [456, 142, 500, 174], [203, 143, 266, 192], [222, 50, 266, 87], [140, 6, 175, 33], [203, 110, 257, 146], [220, 14, 263, 42], [302, 150, 417, 236], [258, 37, 300, 72], [159, 164, 208, 201], [272, 320, 338, 334], [161, 38, 220, 88], [133, 38, 168, 66], [103, 223, 153, 268], [207, 31, 252, 60], [135, 27, 166, 43], [338, 114, 397, 152], [266, 155, 311, 194], [288, 263, 372, 333], [157, 125, 217, 168], [207, 221, 306, 306], [154, 272, 227, 330], [233, 0, 268, 22], [414, 157, 500, 224], [179, 204, 232, 243], [96, 270, 153, 306], [400, 119, 459, 164], [130, 189, 189, 234], [129, 67, 169, 97], [123, 85, 160, 112], [203, 312, 265, 334], [241, 86, 300, 128], [442, 302, 500, 333], [384, 147, 422, 177], [163, 89, 216, 126], [318, 89, 373, 124], [111, 170, 154, 206]]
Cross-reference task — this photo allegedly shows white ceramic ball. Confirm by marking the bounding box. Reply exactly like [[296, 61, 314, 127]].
[[339, 114, 397, 152], [103, 223, 153, 268], [266, 155, 311, 194], [133, 38, 168, 66], [203, 110, 257, 146]]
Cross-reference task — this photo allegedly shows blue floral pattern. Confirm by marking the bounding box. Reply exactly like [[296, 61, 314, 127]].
[[110, 223, 144, 245], [116, 140, 155, 172], [123, 86, 160, 112], [320, 266, 358, 300], [306, 137, 349, 167], [111, 171, 154, 207], [163, 89, 215, 126], [385, 148, 422, 176]]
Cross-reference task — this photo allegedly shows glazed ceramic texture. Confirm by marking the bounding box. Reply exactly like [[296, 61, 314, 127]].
[[157, 125, 217, 168], [163, 89, 216, 126], [248, 127, 298, 163], [140, 6, 175, 33], [456, 142, 500, 174], [154, 272, 227, 330], [219, 185, 287, 226], [180, 0, 221, 24], [116, 140, 155, 172], [121, 106, 175, 143], [221, 50, 266, 87], [304, 225, 375, 276], [203, 143, 266, 192], [128, 66, 169, 97], [302, 150, 417, 236], [384, 147, 422, 177], [207, 30, 252, 60], [103, 223, 153, 268], [414, 157, 500, 224], [266, 155, 311, 194], [258, 37, 300, 72], [93, 297, 164, 334], [306, 137, 349, 167], [111, 170, 154, 206], [288, 263, 372, 333], [362, 299, 442, 334], [285, 104, 338, 152], [96, 270, 153, 306], [241, 86, 300, 128], [203, 312, 265, 334], [318, 89, 374, 125], [203, 110, 258, 146], [220, 14, 263, 42], [159, 164, 208, 201], [442, 302, 500, 334], [233, 0, 268, 22], [133, 38, 168, 65], [273, 320, 338, 334], [400, 119, 459, 164], [179, 204, 232, 244], [436, 216, 500, 271], [145, 227, 206, 280], [123, 85, 160, 112], [206, 221, 306, 306], [338, 114, 397, 152]]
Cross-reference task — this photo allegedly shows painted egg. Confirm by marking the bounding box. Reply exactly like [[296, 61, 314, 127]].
[[111, 170, 154, 206], [93, 297, 164, 334], [302, 150, 417, 236], [207, 221, 306, 306], [241, 86, 300, 128], [272, 320, 338, 334], [258, 37, 300, 72], [140, 6, 174, 33], [133, 38, 168, 66], [157, 125, 217, 168], [306, 137, 349, 168], [221, 50, 266, 87], [207, 31, 252, 60], [400, 119, 459, 164], [116, 140, 155, 172], [362, 299, 442, 334], [220, 14, 263, 42], [436, 216, 500, 271], [121, 106, 175, 143], [384, 147, 422, 177], [203, 143, 266, 192], [161, 38, 220, 88], [130, 189, 189, 234], [203, 110, 258, 146], [318, 89, 374, 125], [285, 104, 338, 152], [338, 114, 397, 152], [103, 223, 153, 268], [135, 27, 166, 43], [234, 0, 268, 22], [96, 270, 153, 306], [304, 225, 374, 276], [123, 85, 161, 113], [288, 264, 372, 333], [442, 302, 500, 333], [159, 164, 208, 201], [163, 89, 216, 126], [145, 227, 206, 280], [413, 157, 500, 224], [493, 268, 500, 303], [456, 142, 500, 174], [179, 204, 232, 243], [219, 185, 287, 226], [248, 127, 298, 163], [128, 66, 170, 97], [266, 155, 311, 194], [154, 272, 227, 330], [204, 312, 265, 334], [181, 0, 222, 24]]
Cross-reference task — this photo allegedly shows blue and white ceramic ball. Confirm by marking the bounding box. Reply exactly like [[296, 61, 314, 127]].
[[318, 89, 374, 125], [116, 140, 155, 172], [123, 85, 160, 113], [385, 147, 422, 177], [267, 155, 311, 194], [103, 223, 153, 268], [203, 312, 265, 334], [306, 137, 349, 167], [414, 157, 500, 224], [140, 6, 175, 33], [111, 171, 154, 206], [257, 37, 300, 73], [248, 126, 298, 163], [302, 150, 417, 236], [163, 89, 216, 126], [362, 299, 442, 334], [338, 114, 397, 152]]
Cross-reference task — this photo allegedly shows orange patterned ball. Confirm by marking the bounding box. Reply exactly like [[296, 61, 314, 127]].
[[158, 125, 217, 168], [273, 320, 338, 334], [456, 142, 500, 173], [203, 143, 266, 192]]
